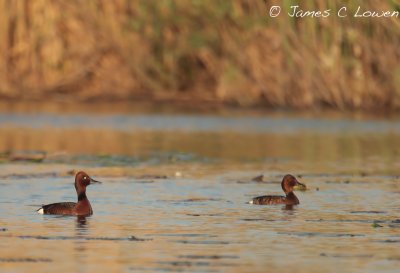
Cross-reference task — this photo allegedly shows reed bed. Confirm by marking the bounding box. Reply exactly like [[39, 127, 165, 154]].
[[0, 0, 398, 111]]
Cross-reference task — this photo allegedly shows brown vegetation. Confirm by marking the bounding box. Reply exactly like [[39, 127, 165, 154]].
[[0, 0, 399, 110]]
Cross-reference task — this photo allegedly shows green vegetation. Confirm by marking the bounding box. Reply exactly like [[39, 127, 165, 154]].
[[0, 0, 399, 111]]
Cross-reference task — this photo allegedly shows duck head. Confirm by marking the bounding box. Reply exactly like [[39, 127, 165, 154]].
[[74, 171, 101, 193], [281, 174, 306, 194]]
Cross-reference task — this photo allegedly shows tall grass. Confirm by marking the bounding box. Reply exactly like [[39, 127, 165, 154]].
[[0, 0, 399, 110]]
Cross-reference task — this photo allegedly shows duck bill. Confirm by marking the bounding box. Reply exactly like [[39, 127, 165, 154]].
[[90, 178, 102, 184], [293, 182, 307, 191]]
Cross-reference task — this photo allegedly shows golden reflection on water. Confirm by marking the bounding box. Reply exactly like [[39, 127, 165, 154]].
[[1, 108, 400, 272], [0, 126, 399, 175], [1, 172, 400, 273]]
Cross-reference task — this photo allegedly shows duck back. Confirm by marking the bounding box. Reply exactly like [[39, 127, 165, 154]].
[[39, 202, 77, 215]]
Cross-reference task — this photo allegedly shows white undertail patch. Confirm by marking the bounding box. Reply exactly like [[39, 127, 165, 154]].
[[37, 208, 44, 214], [247, 200, 254, 204]]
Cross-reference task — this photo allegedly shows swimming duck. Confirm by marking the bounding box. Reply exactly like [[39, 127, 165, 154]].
[[37, 171, 101, 216], [248, 174, 305, 205]]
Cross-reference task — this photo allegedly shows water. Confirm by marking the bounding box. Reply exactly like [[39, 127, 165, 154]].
[[0, 107, 400, 273]]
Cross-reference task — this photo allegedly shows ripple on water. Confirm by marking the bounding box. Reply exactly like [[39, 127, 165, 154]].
[[278, 232, 365, 238], [320, 253, 374, 259], [156, 260, 237, 267], [14, 235, 151, 241], [350, 211, 387, 214], [129, 267, 219, 272], [186, 213, 223, 217], [0, 258, 52, 263], [177, 255, 239, 260], [150, 233, 217, 238], [171, 240, 232, 245]]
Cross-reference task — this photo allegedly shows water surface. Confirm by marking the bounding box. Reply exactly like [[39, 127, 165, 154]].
[[1, 108, 400, 273]]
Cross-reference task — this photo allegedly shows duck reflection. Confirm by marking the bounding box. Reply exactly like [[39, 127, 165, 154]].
[[76, 215, 88, 229], [283, 205, 294, 211], [282, 204, 298, 217], [74, 215, 90, 272]]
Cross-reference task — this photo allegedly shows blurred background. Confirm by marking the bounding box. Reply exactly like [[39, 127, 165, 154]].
[[0, 0, 398, 109]]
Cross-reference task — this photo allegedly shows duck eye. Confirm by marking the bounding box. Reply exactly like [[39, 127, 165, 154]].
[[84, 176, 87, 180]]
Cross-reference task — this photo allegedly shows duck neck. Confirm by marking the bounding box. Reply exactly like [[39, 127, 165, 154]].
[[285, 191, 299, 203], [77, 191, 87, 202]]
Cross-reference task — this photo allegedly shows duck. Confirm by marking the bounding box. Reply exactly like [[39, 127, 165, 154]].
[[37, 171, 101, 216], [248, 174, 305, 205]]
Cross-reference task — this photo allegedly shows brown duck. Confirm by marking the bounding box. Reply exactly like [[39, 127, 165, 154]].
[[249, 174, 305, 205], [37, 171, 101, 216]]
